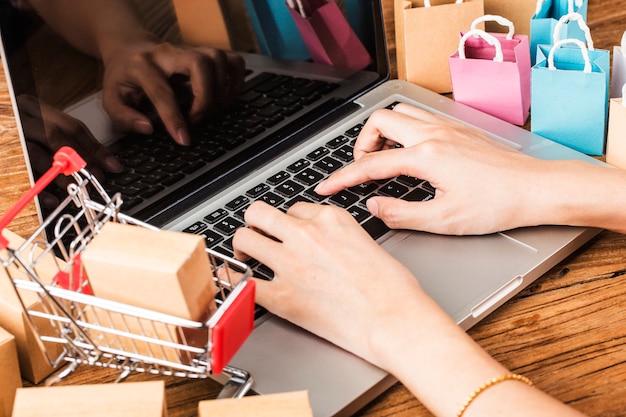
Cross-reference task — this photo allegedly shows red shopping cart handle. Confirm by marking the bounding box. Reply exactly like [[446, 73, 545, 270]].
[[0, 147, 86, 249], [211, 279, 256, 374]]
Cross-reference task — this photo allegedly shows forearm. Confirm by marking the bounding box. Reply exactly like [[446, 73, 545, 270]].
[[27, 0, 157, 60], [370, 291, 584, 416], [529, 160, 626, 234]]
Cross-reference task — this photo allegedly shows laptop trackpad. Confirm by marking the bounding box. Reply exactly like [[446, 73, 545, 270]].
[[384, 232, 537, 323], [230, 316, 391, 417]]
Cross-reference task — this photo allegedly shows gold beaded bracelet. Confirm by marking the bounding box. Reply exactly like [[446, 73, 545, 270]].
[[456, 373, 533, 417]]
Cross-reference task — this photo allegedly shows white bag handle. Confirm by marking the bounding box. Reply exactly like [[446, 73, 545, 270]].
[[553, 12, 594, 50], [470, 15, 515, 40], [548, 38, 591, 73], [424, 0, 463, 7], [458, 29, 504, 62], [534, 0, 584, 16]]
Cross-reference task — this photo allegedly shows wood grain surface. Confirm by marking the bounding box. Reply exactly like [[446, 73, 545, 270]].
[[1, 1, 626, 416]]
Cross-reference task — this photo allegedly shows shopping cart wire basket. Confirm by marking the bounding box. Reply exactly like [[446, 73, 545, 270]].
[[0, 146, 256, 398]]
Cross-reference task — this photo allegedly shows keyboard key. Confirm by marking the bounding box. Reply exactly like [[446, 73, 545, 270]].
[[246, 183, 270, 198], [344, 124, 363, 138], [275, 180, 305, 198], [349, 182, 378, 196], [397, 175, 424, 187], [214, 217, 244, 236], [182, 221, 207, 234], [259, 191, 285, 207], [306, 147, 330, 161], [294, 168, 324, 186], [204, 208, 228, 224], [305, 187, 326, 202], [286, 159, 310, 173], [347, 205, 370, 223], [266, 170, 290, 185], [405, 188, 435, 202], [378, 182, 409, 198], [326, 135, 349, 149], [329, 190, 359, 208], [225, 195, 250, 211], [201, 230, 224, 248], [332, 145, 354, 162], [361, 217, 390, 240], [313, 156, 343, 174]]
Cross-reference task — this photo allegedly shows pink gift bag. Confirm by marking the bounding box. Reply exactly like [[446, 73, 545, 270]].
[[287, 0, 372, 70], [449, 15, 531, 125]]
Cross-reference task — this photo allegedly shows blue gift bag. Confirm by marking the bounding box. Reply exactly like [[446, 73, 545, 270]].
[[530, 0, 588, 65], [244, 0, 310, 61], [531, 39, 610, 155]]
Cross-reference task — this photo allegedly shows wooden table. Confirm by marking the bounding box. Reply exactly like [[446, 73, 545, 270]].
[[2, 1, 626, 416]]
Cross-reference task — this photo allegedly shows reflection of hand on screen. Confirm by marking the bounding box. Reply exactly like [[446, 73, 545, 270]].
[[17, 94, 123, 207]]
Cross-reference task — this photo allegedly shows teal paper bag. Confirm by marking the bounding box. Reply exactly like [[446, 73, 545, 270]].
[[531, 39, 609, 155], [530, 0, 588, 65], [244, 0, 310, 61]]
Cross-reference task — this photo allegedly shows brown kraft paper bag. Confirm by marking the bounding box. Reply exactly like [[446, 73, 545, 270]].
[[395, 0, 484, 93]]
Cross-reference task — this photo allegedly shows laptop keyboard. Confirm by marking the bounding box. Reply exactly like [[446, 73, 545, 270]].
[[180, 103, 436, 317], [103, 72, 340, 210]]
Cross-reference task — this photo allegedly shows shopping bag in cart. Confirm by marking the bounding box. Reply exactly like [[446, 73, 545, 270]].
[[531, 39, 609, 155], [287, 0, 373, 70], [449, 15, 531, 125], [606, 85, 626, 168], [0, 146, 256, 395], [611, 31, 626, 98], [530, 0, 588, 65], [395, 0, 485, 93]]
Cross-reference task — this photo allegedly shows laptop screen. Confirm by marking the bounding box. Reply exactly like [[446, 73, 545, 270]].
[[0, 0, 389, 226]]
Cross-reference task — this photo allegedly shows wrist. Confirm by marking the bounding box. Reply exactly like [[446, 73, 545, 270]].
[[529, 159, 626, 232], [98, 30, 159, 65]]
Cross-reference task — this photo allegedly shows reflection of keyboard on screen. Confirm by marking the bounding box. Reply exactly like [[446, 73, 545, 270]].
[[103, 72, 340, 210]]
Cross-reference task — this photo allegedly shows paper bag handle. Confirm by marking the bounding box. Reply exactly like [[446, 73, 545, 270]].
[[470, 15, 515, 40], [424, 0, 462, 7], [458, 29, 504, 62], [534, 0, 584, 15], [548, 38, 591, 73], [553, 12, 594, 50]]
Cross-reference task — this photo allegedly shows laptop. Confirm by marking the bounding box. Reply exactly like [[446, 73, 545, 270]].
[[0, 1, 602, 416]]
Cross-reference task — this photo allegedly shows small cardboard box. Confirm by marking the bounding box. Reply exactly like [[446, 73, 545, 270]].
[[198, 390, 313, 417], [82, 222, 217, 321], [0, 230, 64, 384], [0, 327, 21, 417], [11, 381, 167, 417]]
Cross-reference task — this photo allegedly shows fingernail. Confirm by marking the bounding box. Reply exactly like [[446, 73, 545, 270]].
[[104, 155, 124, 173], [133, 119, 153, 135], [314, 180, 326, 193], [366, 198, 379, 217], [177, 128, 191, 146]]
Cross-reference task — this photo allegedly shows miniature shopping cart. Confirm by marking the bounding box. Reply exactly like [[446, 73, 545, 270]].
[[0, 146, 256, 398]]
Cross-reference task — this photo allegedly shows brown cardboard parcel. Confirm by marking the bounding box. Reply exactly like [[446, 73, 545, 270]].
[[0, 327, 21, 417], [0, 229, 65, 383], [81, 222, 217, 321], [198, 390, 313, 417], [12, 381, 167, 417]]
